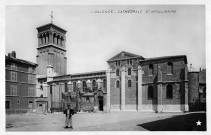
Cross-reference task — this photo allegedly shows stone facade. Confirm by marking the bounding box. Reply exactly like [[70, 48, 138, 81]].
[[188, 69, 206, 111], [36, 23, 67, 76], [47, 71, 107, 112], [33, 22, 206, 113], [5, 51, 41, 114], [107, 51, 188, 112]]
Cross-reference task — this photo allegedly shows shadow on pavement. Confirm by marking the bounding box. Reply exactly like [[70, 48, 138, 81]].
[[6, 124, 13, 128], [137, 112, 206, 131]]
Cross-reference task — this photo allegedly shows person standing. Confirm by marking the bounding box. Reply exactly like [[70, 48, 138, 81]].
[[64, 105, 75, 129]]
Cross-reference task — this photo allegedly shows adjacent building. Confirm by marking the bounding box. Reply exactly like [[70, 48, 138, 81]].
[[188, 67, 206, 111], [5, 51, 38, 114]]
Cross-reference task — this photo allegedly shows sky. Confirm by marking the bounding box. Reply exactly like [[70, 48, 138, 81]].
[[5, 5, 205, 74]]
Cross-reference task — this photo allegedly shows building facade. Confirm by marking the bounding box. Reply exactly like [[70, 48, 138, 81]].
[[106, 51, 189, 112], [48, 70, 107, 112], [35, 23, 68, 112], [5, 51, 38, 114], [33, 22, 191, 113], [188, 68, 206, 111], [36, 23, 67, 76]]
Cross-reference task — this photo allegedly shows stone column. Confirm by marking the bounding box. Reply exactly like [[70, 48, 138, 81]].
[[138, 66, 143, 111], [157, 66, 163, 113], [38, 37, 41, 46], [46, 35, 49, 44], [48, 83, 53, 112], [184, 66, 189, 112], [63, 38, 66, 48], [106, 69, 111, 113], [58, 38, 61, 46], [61, 39, 63, 47], [43, 36, 45, 44], [49, 33, 53, 44], [121, 67, 126, 111], [54, 36, 57, 44]]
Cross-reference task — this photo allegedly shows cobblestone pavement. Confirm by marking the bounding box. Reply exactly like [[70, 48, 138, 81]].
[[5, 111, 206, 131]]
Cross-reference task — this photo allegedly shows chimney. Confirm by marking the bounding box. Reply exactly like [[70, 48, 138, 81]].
[[8, 53, 11, 57], [11, 51, 16, 58]]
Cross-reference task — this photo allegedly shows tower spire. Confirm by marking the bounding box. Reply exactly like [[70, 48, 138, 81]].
[[50, 11, 54, 23]]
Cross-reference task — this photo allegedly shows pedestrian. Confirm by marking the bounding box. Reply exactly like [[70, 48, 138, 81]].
[[63, 104, 75, 129]]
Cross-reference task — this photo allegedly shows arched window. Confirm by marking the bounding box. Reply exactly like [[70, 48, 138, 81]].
[[92, 80, 96, 91], [53, 33, 57, 44], [57, 36, 60, 45], [149, 64, 154, 76], [103, 79, 106, 88], [128, 68, 131, 76], [116, 69, 120, 76], [128, 80, 132, 87], [167, 62, 173, 75], [116, 80, 120, 88], [166, 84, 173, 99], [73, 82, 76, 92], [203, 87, 206, 98], [127, 60, 133, 65], [82, 81, 87, 92], [148, 86, 154, 99], [116, 61, 120, 67]]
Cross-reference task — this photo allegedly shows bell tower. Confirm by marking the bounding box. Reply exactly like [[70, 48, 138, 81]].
[[36, 22, 67, 76]]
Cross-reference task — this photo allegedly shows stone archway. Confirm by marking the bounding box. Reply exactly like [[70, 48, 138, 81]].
[[98, 96, 104, 111], [96, 90, 104, 111]]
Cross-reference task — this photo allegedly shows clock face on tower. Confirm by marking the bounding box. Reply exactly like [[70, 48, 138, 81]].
[[36, 23, 67, 76]]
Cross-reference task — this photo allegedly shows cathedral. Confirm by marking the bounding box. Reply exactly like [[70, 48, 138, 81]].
[[35, 21, 189, 113]]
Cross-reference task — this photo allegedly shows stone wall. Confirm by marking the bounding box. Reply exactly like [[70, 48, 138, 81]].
[[140, 57, 187, 112]]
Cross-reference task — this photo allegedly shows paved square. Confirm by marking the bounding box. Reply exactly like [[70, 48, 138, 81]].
[[6, 111, 206, 131]]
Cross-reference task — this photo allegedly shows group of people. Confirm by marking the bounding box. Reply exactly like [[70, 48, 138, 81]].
[[63, 105, 75, 129]]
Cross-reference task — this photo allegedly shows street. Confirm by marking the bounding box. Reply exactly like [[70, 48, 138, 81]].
[[6, 111, 206, 131]]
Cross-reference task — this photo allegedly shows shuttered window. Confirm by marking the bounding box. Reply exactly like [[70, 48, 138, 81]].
[[10, 71, 17, 81], [10, 85, 17, 96]]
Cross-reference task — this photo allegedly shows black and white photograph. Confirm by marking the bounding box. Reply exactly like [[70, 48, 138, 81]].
[[1, 1, 209, 133]]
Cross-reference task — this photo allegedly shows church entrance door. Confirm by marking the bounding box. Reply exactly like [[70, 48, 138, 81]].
[[98, 96, 103, 111]]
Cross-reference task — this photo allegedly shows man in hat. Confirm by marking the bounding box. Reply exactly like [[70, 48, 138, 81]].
[[63, 104, 75, 129]]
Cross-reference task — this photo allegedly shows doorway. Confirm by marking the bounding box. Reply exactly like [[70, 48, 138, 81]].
[[38, 104, 43, 113], [98, 96, 103, 111]]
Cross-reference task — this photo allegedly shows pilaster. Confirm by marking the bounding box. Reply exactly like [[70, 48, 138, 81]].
[[138, 66, 143, 111], [157, 68, 163, 113], [184, 66, 189, 112], [121, 67, 126, 111], [106, 69, 111, 113]]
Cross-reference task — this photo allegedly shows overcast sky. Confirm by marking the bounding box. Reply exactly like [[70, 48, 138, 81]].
[[5, 5, 205, 74]]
